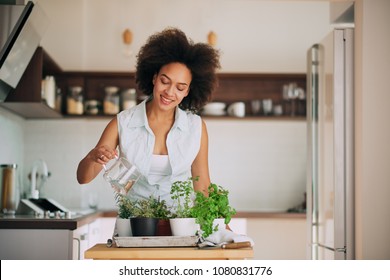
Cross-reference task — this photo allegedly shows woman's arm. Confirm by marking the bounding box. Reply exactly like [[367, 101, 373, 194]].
[[191, 119, 211, 196], [76, 118, 119, 184]]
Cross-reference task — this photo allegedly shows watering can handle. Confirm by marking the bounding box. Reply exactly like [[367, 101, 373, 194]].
[[102, 155, 119, 171]]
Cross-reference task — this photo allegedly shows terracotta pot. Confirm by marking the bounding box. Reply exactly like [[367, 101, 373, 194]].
[[156, 219, 172, 236]]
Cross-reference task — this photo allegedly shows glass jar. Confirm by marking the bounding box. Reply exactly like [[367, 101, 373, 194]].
[[121, 88, 137, 110], [104, 86, 120, 115], [84, 99, 101, 115], [67, 86, 84, 115]]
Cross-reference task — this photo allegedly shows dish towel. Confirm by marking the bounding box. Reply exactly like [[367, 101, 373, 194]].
[[199, 229, 255, 247]]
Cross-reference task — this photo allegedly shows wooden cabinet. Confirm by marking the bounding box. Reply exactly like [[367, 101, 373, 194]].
[[55, 71, 138, 117], [1, 47, 306, 119], [56, 72, 306, 119], [214, 73, 306, 118], [0, 47, 63, 118]]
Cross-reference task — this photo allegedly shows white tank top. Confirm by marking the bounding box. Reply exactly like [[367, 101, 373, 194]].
[[148, 154, 172, 184]]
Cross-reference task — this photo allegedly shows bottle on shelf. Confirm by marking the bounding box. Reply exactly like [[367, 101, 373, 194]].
[[67, 86, 84, 115], [104, 86, 120, 115], [42, 75, 56, 109], [121, 88, 137, 110]]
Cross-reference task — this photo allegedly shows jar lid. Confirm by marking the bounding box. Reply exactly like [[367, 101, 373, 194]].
[[123, 88, 136, 94], [85, 99, 100, 106], [69, 86, 83, 93], [104, 86, 119, 94], [0, 164, 17, 168]]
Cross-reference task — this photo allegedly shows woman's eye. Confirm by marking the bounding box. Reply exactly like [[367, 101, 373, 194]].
[[177, 86, 186, 92], [160, 77, 169, 84]]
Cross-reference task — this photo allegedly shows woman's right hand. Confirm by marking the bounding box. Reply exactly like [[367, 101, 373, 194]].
[[77, 118, 119, 184], [88, 145, 117, 165]]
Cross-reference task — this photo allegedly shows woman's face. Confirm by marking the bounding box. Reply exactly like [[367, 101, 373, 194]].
[[152, 62, 192, 111]]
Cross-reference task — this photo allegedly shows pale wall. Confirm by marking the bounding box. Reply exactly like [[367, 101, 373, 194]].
[[37, 0, 331, 73], [15, 117, 306, 213]]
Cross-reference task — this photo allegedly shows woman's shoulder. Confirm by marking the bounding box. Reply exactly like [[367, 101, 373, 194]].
[[117, 102, 145, 127]]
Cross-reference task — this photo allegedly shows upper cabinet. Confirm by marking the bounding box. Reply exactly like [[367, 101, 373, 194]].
[[55, 71, 306, 119], [1, 47, 306, 119], [0, 47, 62, 119]]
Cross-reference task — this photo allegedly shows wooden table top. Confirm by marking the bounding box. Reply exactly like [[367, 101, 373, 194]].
[[85, 243, 254, 260]]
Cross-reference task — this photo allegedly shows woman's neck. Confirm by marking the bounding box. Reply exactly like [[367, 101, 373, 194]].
[[146, 99, 175, 123]]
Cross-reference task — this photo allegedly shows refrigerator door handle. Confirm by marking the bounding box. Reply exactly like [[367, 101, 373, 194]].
[[317, 243, 346, 253]]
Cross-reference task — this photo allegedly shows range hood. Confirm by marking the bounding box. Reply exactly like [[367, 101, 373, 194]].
[[0, 1, 48, 101]]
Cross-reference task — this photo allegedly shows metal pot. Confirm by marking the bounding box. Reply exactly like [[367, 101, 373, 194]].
[[0, 164, 20, 215]]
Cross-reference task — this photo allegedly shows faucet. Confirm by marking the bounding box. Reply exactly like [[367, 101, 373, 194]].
[[30, 159, 49, 199]]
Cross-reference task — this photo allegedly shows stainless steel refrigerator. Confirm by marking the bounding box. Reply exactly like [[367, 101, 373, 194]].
[[306, 28, 355, 260]]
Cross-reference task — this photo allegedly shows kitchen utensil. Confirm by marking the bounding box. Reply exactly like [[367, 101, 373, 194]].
[[262, 99, 273, 115], [227, 102, 245, 117], [0, 164, 20, 215], [103, 156, 141, 195], [251, 100, 261, 115], [273, 104, 283, 115], [198, 241, 252, 249]]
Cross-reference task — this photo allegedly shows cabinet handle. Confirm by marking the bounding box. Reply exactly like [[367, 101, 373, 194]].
[[73, 238, 80, 260], [80, 233, 88, 241]]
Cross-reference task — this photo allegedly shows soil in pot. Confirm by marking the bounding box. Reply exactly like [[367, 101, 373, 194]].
[[130, 217, 159, 236]]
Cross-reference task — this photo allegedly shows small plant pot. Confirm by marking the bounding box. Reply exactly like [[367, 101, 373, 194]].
[[115, 217, 132, 237], [130, 217, 159, 236], [213, 218, 226, 231], [156, 219, 172, 236], [170, 218, 200, 236]]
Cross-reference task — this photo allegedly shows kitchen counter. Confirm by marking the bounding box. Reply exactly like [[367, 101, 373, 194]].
[[0, 209, 305, 231], [0, 210, 103, 230]]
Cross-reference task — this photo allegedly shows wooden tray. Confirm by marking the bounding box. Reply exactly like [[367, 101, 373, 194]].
[[113, 235, 199, 248]]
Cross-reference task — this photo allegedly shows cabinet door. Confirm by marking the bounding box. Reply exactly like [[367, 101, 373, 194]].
[[88, 219, 101, 248], [98, 217, 117, 243], [72, 224, 89, 260]]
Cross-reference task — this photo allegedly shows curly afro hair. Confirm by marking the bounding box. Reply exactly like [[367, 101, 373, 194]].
[[135, 27, 221, 113]]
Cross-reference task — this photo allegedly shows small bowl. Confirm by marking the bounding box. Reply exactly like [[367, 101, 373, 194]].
[[203, 102, 226, 111]]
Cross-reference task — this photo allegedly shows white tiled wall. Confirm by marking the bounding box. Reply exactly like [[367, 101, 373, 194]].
[[0, 108, 25, 181], [1, 107, 306, 212]]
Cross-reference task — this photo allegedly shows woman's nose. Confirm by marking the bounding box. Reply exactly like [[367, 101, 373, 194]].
[[165, 84, 175, 95]]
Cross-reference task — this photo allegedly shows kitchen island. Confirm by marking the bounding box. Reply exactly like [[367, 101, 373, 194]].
[[0, 210, 304, 260]]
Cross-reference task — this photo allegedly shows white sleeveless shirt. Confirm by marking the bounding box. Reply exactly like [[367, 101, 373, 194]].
[[116, 99, 202, 205]]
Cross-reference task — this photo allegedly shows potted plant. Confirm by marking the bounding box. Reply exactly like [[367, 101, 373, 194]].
[[114, 193, 135, 237], [169, 177, 200, 236], [191, 183, 237, 238], [130, 195, 172, 236]]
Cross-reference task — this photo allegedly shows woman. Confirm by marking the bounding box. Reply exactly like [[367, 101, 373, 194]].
[[77, 27, 220, 205]]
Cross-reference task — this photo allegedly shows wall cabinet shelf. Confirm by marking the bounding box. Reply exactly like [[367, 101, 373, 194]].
[[56, 72, 306, 119], [0, 47, 63, 119], [1, 47, 307, 119]]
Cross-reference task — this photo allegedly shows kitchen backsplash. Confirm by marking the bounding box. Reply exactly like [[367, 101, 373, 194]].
[[0, 107, 306, 212]]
